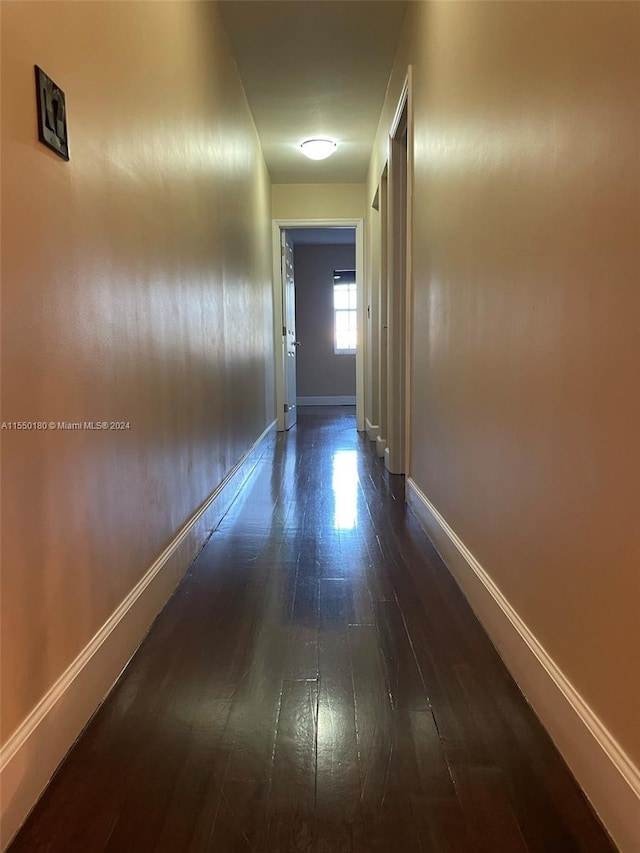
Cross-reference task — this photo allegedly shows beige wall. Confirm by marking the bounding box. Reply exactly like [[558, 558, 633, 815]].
[[294, 244, 356, 398], [368, 1, 639, 846], [1, 0, 274, 749], [272, 183, 365, 221]]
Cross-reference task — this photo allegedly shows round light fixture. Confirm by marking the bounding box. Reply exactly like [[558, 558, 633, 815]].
[[299, 138, 337, 161]]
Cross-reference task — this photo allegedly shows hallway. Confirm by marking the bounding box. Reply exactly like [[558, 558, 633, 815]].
[[10, 409, 613, 852]]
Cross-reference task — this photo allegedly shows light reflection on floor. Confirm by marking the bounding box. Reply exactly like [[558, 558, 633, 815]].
[[331, 450, 359, 530]]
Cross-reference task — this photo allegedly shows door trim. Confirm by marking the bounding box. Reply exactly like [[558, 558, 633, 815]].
[[403, 68, 414, 478], [375, 166, 389, 458], [385, 67, 413, 476], [272, 218, 365, 432]]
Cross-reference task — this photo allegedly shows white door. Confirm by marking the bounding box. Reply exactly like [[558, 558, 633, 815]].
[[281, 230, 298, 430]]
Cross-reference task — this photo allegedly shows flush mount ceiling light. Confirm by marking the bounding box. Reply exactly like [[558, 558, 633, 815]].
[[299, 138, 338, 161]]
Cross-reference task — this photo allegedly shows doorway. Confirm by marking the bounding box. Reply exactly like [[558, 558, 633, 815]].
[[372, 167, 389, 459], [280, 229, 298, 430], [382, 70, 412, 475], [272, 219, 365, 432]]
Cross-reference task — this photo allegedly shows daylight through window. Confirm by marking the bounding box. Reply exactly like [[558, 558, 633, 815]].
[[333, 270, 357, 354]]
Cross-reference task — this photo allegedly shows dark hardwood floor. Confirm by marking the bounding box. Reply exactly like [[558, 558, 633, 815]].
[[9, 407, 616, 852]]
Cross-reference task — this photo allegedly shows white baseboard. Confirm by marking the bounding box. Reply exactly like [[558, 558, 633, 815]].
[[0, 421, 276, 851], [406, 477, 640, 853], [365, 418, 379, 442], [375, 435, 386, 457], [296, 395, 356, 406]]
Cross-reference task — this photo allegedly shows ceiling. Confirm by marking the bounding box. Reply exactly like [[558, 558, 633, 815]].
[[218, 1, 408, 184]]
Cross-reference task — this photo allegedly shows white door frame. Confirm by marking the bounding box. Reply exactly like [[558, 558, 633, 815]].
[[272, 218, 365, 432], [385, 67, 413, 475]]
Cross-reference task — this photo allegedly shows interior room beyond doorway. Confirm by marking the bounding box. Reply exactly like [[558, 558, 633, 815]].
[[288, 227, 357, 407]]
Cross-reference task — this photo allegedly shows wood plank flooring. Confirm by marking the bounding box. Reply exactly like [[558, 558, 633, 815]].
[[9, 407, 616, 852]]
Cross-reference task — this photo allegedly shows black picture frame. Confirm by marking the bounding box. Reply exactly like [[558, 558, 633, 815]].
[[35, 65, 69, 160]]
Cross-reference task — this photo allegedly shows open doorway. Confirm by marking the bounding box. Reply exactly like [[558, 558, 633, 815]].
[[382, 70, 412, 475], [272, 219, 365, 432], [289, 229, 356, 411]]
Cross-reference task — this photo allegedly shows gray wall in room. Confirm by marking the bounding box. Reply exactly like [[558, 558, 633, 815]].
[[294, 243, 356, 396]]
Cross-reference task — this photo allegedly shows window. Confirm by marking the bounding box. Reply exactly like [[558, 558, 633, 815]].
[[333, 270, 357, 354]]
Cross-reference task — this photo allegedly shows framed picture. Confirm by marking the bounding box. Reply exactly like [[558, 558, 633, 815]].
[[35, 65, 69, 160]]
